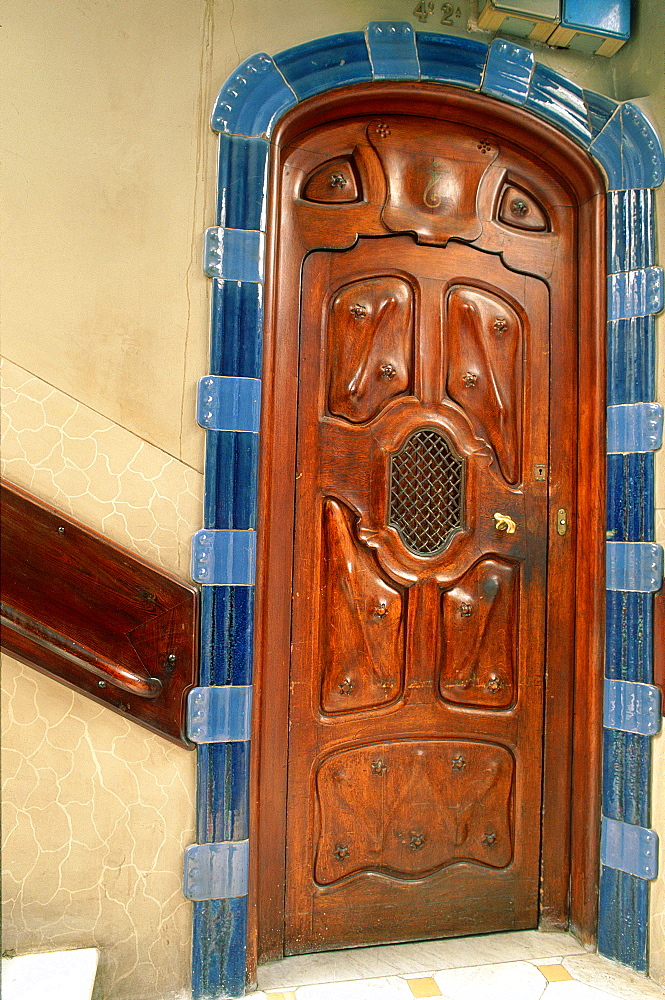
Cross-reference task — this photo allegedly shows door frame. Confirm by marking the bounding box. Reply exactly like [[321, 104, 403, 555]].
[[250, 82, 605, 969], [192, 26, 664, 1000]]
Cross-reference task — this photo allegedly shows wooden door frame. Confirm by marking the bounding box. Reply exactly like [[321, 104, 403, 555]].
[[248, 83, 606, 973]]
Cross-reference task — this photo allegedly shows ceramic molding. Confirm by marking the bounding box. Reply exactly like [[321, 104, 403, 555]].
[[194, 22, 665, 997]]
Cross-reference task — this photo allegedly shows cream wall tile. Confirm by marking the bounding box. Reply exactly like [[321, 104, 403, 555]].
[[650, 730, 665, 987], [1, 655, 196, 1000]]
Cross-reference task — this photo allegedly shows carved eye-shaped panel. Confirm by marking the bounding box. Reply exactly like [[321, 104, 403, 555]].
[[303, 158, 360, 203], [498, 185, 549, 232]]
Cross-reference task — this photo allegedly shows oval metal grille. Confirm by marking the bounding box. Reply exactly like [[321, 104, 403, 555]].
[[389, 428, 464, 556]]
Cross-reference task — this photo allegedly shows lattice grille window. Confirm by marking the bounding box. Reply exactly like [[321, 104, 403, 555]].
[[389, 428, 464, 555]]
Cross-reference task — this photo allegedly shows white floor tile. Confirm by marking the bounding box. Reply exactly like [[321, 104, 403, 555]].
[[544, 982, 623, 1000], [1, 949, 99, 1000], [562, 954, 665, 1000], [295, 975, 416, 1000], [433, 961, 548, 1000]]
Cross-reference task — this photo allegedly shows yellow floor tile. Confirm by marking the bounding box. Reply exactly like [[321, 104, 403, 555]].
[[407, 977, 443, 998], [266, 992, 297, 1000], [537, 964, 575, 983]]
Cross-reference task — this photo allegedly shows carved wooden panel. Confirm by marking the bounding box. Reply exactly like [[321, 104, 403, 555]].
[[445, 287, 524, 485], [303, 157, 360, 204], [320, 499, 404, 713], [439, 559, 518, 709], [367, 118, 498, 244], [498, 184, 549, 232], [327, 276, 413, 423], [315, 740, 514, 885]]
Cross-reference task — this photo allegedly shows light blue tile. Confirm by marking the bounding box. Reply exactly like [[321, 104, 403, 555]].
[[274, 32, 372, 101], [600, 817, 658, 881], [590, 107, 623, 189], [217, 134, 270, 232], [191, 529, 257, 586], [482, 38, 534, 106], [204, 227, 265, 284], [606, 541, 664, 593], [211, 53, 296, 137], [620, 103, 665, 190], [607, 403, 663, 454], [366, 22, 419, 81], [187, 686, 253, 743], [607, 267, 664, 320], [607, 190, 655, 274], [604, 679, 661, 737], [525, 63, 592, 147], [584, 89, 619, 138], [562, 0, 630, 39], [183, 840, 250, 901], [197, 375, 261, 433], [416, 32, 487, 89]]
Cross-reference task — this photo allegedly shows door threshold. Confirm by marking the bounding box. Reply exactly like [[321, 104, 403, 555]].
[[256, 929, 589, 991]]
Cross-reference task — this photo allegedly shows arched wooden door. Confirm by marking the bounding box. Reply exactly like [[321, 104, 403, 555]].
[[252, 88, 604, 962]]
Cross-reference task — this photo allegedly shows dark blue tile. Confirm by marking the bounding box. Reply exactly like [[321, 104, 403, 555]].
[[598, 866, 648, 973], [606, 453, 654, 543], [211, 52, 296, 138], [525, 63, 592, 148], [482, 38, 533, 105], [606, 190, 655, 275], [197, 742, 251, 843], [200, 586, 255, 687], [416, 32, 487, 90], [366, 22, 419, 81], [607, 315, 656, 404], [606, 591, 653, 684], [590, 106, 623, 190], [192, 897, 248, 999], [602, 728, 651, 827], [584, 89, 619, 139], [204, 430, 259, 530], [217, 134, 270, 232], [274, 33, 372, 101], [620, 103, 665, 190], [210, 279, 263, 380]]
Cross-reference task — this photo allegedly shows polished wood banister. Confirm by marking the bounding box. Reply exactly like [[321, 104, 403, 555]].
[[1, 479, 198, 747]]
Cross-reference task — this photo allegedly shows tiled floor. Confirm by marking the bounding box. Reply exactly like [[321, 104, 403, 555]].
[[249, 931, 664, 1000]]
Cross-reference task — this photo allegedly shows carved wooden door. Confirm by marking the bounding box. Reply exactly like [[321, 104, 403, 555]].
[[267, 110, 574, 956]]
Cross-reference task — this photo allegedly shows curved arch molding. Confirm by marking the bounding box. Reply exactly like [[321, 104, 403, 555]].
[[189, 23, 665, 998]]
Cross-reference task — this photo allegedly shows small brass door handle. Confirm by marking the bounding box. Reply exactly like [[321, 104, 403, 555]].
[[493, 513, 516, 534]]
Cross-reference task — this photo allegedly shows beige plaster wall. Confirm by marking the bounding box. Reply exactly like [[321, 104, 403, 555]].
[[0, 1, 663, 998]]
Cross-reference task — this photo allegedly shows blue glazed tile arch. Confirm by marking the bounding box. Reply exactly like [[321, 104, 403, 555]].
[[194, 23, 665, 998]]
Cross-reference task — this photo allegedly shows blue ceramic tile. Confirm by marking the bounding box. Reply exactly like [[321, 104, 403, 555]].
[[607, 190, 655, 274], [620, 103, 665, 190], [601, 817, 658, 880], [607, 402, 663, 454], [187, 686, 253, 743], [416, 32, 487, 90], [204, 227, 265, 284], [197, 375, 261, 433], [200, 586, 255, 687], [598, 866, 648, 973], [192, 897, 248, 1000], [607, 316, 656, 405], [191, 528, 257, 586], [197, 743, 251, 843], [274, 32, 372, 102], [366, 22, 419, 81], [604, 679, 661, 737], [525, 63, 592, 148], [184, 839, 249, 900], [606, 453, 654, 542], [590, 107, 623, 190], [562, 0, 630, 38], [607, 267, 664, 320], [204, 430, 259, 530], [217, 134, 270, 232], [482, 39, 533, 106], [606, 541, 664, 593], [211, 52, 296, 138], [603, 729, 651, 827], [210, 279, 263, 380], [584, 89, 619, 139], [605, 591, 653, 684]]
